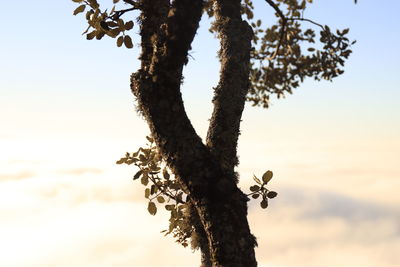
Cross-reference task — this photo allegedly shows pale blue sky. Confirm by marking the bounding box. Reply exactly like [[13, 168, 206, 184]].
[[1, 0, 399, 139]]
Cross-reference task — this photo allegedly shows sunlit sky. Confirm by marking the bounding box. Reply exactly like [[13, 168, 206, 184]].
[[1, 0, 399, 266]]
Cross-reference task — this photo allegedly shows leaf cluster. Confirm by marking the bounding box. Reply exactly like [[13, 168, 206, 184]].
[[246, 0, 355, 107], [72, 0, 355, 108], [116, 136, 194, 247], [72, 0, 136, 48], [117, 136, 277, 247], [248, 170, 278, 209]]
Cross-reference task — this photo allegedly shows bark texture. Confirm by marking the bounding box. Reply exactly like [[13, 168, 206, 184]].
[[131, 0, 257, 266], [206, 0, 253, 172]]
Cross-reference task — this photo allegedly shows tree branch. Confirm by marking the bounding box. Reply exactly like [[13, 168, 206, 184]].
[[264, 1, 327, 61], [288, 17, 324, 30], [131, 0, 225, 200], [206, 0, 253, 172], [264, 0, 287, 60], [111, 0, 141, 20]]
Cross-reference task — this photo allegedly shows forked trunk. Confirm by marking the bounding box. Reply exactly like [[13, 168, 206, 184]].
[[131, 0, 256, 266]]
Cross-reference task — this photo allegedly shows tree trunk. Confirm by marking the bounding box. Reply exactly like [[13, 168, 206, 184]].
[[131, 0, 257, 266]]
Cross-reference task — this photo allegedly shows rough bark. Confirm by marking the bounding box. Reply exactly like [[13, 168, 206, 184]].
[[206, 0, 253, 172], [131, 0, 257, 266]]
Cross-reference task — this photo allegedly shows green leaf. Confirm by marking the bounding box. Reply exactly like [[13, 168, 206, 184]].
[[250, 185, 260, 192], [157, 196, 165, 203], [95, 31, 105, 40], [165, 204, 175, 211], [125, 21, 134, 31], [116, 157, 126, 164], [100, 21, 109, 31], [133, 170, 143, 180], [253, 175, 262, 184], [124, 35, 133, 48], [267, 191, 278, 199], [141, 174, 149, 186], [145, 188, 150, 198], [86, 30, 97, 40], [148, 201, 157, 215], [260, 199, 268, 209], [163, 168, 170, 180], [73, 4, 86, 16], [252, 193, 260, 199], [262, 170, 273, 184], [108, 28, 121, 38], [87, 0, 99, 9]]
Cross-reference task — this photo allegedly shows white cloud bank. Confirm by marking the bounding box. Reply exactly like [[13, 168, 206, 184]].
[[1, 170, 399, 267]]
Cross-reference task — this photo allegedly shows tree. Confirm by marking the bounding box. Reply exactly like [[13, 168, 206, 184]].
[[72, 0, 355, 266]]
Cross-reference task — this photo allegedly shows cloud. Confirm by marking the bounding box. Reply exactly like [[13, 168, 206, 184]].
[[273, 186, 400, 222], [1, 170, 399, 267], [57, 167, 103, 175], [248, 186, 400, 267], [0, 171, 35, 181]]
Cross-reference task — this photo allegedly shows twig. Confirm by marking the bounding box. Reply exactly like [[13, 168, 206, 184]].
[[264, 0, 287, 60], [288, 17, 324, 30], [263, 0, 328, 61]]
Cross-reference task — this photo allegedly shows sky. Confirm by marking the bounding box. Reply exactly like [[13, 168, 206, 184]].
[[1, 0, 399, 266]]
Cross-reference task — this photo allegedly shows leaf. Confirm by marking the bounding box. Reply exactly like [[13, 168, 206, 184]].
[[141, 174, 149, 186], [253, 175, 262, 184], [145, 188, 150, 198], [87, 0, 99, 9], [252, 193, 260, 199], [116, 157, 126, 164], [124, 35, 133, 48], [260, 199, 268, 209], [108, 28, 121, 38], [125, 21, 134, 31], [262, 170, 273, 184], [163, 168, 170, 180], [250, 185, 260, 192], [95, 30, 105, 40], [165, 204, 175, 211], [86, 30, 97, 40], [133, 170, 143, 180], [267, 191, 278, 199], [100, 21, 109, 31], [72, 0, 84, 3], [148, 201, 157, 215], [157, 196, 165, 203], [73, 4, 86, 16]]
